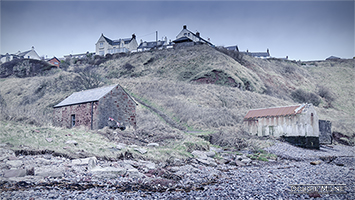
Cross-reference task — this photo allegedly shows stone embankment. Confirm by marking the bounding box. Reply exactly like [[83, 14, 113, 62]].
[[0, 142, 354, 199]]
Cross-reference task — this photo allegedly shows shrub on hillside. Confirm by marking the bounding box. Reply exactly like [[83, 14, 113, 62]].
[[74, 66, 106, 89], [317, 85, 335, 102], [216, 47, 245, 64], [0, 59, 56, 78], [291, 89, 320, 106], [283, 65, 295, 74]]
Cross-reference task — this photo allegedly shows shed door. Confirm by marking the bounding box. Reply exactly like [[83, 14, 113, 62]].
[[71, 114, 75, 127]]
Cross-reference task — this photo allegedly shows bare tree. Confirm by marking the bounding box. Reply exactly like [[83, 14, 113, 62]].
[[75, 66, 105, 89]]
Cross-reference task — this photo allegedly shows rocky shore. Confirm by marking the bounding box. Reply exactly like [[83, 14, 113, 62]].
[[1, 141, 354, 199]]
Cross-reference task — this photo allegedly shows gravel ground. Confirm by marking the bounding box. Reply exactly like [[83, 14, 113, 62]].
[[1, 142, 354, 199], [265, 141, 355, 161]]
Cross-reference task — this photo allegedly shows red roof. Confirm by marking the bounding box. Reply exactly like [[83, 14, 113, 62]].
[[244, 105, 305, 119]]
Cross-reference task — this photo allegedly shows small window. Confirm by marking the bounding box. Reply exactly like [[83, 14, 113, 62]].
[[311, 113, 314, 125], [99, 42, 103, 47], [71, 114, 75, 127]]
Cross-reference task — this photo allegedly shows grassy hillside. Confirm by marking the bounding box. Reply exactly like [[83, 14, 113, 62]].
[[0, 45, 354, 160]]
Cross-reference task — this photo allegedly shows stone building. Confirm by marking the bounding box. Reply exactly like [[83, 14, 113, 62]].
[[95, 33, 138, 56], [53, 84, 137, 130], [243, 104, 319, 149]]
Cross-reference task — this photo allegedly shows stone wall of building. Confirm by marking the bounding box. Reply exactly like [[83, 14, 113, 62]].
[[53, 101, 99, 129], [53, 85, 136, 130], [96, 85, 136, 130], [319, 120, 332, 144]]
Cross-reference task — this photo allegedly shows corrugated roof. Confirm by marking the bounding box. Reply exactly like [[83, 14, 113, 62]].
[[54, 84, 118, 108], [244, 104, 305, 119]]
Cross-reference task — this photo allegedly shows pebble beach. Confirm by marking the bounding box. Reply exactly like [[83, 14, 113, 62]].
[[1, 141, 354, 199]]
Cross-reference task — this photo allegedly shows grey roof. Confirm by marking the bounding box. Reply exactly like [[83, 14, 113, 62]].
[[242, 51, 270, 58], [137, 41, 166, 49], [54, 84, 118, 108], [185, 29, 213, 46], [326, 56, 340, 60], [103, 35, 132, 46], [172, 36, 193, 43], [225, 45, 239, 51], [17, 50, 32, 57]]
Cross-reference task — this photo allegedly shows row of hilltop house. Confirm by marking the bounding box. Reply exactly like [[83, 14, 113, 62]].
[[68, 25, 271, 59], [0, 46, 61, 68], [0, 25, 271, 66]]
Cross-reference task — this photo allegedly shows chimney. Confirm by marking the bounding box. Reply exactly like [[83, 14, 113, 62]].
[[183, 25, 187, 29], [267, 48, 270, 55], [196, 32, 200, 37], [132, 34, 136, 39]]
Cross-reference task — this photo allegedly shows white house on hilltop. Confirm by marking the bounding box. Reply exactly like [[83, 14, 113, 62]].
[[173, 25, 213, 47], [0, 46, 41, 63], [95, 34, 138, 56]]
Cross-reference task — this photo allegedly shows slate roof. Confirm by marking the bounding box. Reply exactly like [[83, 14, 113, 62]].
[[244, 104, 305, 119], [54, 84, 118, 108], [137, 41, 165, 49], [17, 50, 32, 57], [103, 35, 132, 46], [187, 30, 213, 46], [326, 56, 340, 60], [172, 36, 193, 43], [49, 57, 60, 62], [225, 45, 239, 51], [242, 52, 270, 58]]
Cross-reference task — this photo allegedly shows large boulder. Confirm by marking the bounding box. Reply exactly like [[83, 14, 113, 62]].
[[35, 166, 64, 178]]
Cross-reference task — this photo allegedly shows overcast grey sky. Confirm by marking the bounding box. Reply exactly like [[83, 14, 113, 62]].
[[1, 0, 354, 61]]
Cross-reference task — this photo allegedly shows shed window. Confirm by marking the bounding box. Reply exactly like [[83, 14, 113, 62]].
[[71, 114, 76, 127]]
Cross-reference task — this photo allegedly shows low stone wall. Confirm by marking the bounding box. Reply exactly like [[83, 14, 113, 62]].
[[282, 136, 319, 149], [319, 120, 332, 144]]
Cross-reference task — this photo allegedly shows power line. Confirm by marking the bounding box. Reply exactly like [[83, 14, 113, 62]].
[[137, 31, 156, 39]]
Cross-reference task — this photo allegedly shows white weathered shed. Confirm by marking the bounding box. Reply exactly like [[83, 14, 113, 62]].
[[244, 104, 319, 149]]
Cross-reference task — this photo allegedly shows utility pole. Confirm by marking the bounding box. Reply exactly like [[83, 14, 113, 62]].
[[156, 31, 158, 49]]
